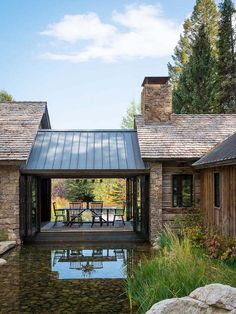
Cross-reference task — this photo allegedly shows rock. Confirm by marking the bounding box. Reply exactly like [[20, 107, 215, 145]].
[[0, 258, 7, 266], [190, 284, 236, 311], [146, 297, 210, 314], [0, 241, 16, 255]]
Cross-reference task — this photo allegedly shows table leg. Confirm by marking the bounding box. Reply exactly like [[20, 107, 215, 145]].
[[107, 209, 109, 226], [66, 210, 70, 226]]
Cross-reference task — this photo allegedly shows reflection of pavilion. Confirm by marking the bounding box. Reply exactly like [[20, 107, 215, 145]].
[[51, 248, 132, 279]]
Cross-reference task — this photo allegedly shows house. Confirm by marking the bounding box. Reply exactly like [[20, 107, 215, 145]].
[[0, 77, 236, 244], [193, 131, 236, 237], [135, 77, 236, 242], [0, 102, 50, 242]]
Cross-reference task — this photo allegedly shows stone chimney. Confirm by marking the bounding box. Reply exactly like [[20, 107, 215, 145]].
[[141, 77, 172, 123]]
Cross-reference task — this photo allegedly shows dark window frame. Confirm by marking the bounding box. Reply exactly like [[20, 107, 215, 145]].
[[172, 174, 193, 208], [213, 172, 221, 208]]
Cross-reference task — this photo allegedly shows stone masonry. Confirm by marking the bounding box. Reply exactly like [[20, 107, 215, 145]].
[[141, 81, 172, 123], [149, 162, 163, 243], [0, 165, 20, 242]]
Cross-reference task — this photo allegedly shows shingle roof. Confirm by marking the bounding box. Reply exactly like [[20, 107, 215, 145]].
[[0, 102, 49, 161], [193, 132, 236, 168], [135, 114, 236, 160], [23, 130, 147, 174]]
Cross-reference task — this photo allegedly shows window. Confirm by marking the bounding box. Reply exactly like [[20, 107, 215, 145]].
[[214, 172, 221, 208], [173, 174, 193, 207]]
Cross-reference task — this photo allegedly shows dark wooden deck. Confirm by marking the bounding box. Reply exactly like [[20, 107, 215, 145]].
[[25, 231, 145, 243]]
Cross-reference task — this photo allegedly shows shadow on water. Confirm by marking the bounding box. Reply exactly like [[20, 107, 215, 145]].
[[0, 243, 151, 314]]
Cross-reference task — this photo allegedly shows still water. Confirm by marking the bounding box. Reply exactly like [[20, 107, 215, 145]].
[[0, 244, 150, 314]]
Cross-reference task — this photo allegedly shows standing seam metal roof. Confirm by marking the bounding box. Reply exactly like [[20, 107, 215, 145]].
[[24, 130, 146, 172], [193, 132, 236, 167]]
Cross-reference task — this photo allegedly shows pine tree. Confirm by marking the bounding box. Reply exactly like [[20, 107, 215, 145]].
[[65, 179, 95, 202], [175, 25, 217, 113], [217, 0, 236, 113], [169, 0, 219, 112], [168, 19, 192, 90]]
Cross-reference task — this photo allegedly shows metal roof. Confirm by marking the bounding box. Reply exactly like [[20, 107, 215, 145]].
[[22, 130, 147, 175], [193, 132, 236, 168]]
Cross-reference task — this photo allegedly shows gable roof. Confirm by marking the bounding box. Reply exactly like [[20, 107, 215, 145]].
[[135, 114, 236, 160], [22, 130, 147, 176], [193, 132, 236, 168], [0, 102, 50, 161]]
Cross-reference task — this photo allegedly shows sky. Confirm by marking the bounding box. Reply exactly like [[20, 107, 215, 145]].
[[0, 0, 225, 129]]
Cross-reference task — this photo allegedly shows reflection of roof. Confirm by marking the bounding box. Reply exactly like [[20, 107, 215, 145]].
[[0, 102, 50, 161], [135, 114, 236, 160], [193, 132, 236, 168], [59, 256, 117, 262], [23, 130, 147, 175]]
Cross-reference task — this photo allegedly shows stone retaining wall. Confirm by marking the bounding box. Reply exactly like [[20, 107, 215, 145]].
[[0, 165, 20, 242]]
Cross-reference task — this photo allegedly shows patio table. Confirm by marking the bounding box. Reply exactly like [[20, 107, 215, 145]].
[[59, 207, 117, 226]]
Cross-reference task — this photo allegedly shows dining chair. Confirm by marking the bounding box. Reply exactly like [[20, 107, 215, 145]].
[[90, 201, 103, 227], [113, 201, 126, 226], [68, 201, 84, 227], [53, 202, 66, 226]]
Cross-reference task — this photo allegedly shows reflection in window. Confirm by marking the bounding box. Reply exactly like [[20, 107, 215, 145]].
[[31, 178, 37, 232], [214, 173, 221, 208], [173, 174, 193, 207]]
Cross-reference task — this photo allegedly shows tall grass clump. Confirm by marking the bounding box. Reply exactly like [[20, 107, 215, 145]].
[[127, 229, 236, 313]]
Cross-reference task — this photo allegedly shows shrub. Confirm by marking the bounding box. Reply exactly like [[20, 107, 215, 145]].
[[127, 229, 236, 313]]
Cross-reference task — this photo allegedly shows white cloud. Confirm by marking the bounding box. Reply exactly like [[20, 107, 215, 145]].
[[40, 4, 181, 62]]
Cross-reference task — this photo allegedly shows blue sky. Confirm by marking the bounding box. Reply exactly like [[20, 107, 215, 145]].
[[0, 0, 224, 129]]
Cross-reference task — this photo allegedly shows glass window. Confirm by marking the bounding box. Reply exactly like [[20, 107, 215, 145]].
[[173, 174, 193, 207], [214, 173, 221, 208]]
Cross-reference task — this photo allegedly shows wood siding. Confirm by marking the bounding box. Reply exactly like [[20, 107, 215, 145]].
[[200, 165, 236, 237], [162, 162, 200, 227]]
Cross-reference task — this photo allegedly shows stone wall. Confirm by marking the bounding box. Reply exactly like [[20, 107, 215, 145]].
[[0, 165, 20, 242], [149, 162, 163, 243], [141, 83, 172, 123]]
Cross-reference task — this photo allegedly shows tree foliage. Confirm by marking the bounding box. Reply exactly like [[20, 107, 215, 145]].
[[217, 0, 236, 112], [168, 0, 221, 113], [0, 90, 14, 101], [65, 179, 95, 202], [174, 25, 217, 113], [121, 100, 140, 129]]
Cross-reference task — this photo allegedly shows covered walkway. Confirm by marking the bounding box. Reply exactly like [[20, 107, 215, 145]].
[[20, 129, 150, 242]]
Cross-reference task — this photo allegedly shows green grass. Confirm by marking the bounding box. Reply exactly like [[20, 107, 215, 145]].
[[127, 230, 236, 314], [0, 230, 8, 241]]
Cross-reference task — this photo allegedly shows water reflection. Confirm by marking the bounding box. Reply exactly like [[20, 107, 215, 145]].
[[51, 248, 127, 279], [0, 244, 150, 313]]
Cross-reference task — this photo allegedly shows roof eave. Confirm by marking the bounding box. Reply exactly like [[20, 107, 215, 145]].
[[193, 158, 236, 169]]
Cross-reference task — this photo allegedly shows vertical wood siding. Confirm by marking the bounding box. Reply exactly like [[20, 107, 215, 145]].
[[162, 162, 200, 226], [200, 165, 236, 237]]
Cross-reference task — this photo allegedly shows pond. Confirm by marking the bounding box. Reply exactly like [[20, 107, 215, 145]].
[[0, 243, 151, 314]]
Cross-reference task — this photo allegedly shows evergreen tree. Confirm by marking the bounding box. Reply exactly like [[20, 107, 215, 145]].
[[121, 100, 140, 129], [217, 0, 236, 113], [168, 0, 219, 112], [168, 19, 192, 89], [175, 25, 217, 113], [65, 179, 95, 202]]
